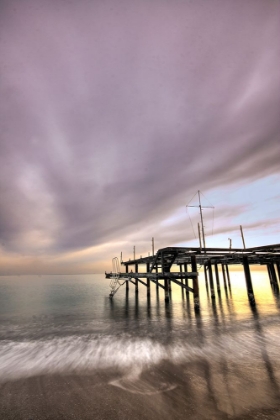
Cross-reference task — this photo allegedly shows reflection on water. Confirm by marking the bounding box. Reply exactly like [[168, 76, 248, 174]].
[[0, 269, 280, 417]]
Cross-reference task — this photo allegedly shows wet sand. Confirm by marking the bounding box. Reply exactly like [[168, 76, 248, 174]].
[[1, 361, 280, 420]]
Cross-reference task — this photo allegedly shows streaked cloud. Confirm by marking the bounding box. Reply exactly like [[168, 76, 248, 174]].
[[0, 0, 279, 273]]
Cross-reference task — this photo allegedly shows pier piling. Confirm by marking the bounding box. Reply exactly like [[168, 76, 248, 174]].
[[164, 278, 169, 302], [243, 256, 255, 305], [214, 263, 221, 292], [184, 262, 189, 295], [191, 255, 199, 310], [277, 264, 280, 284], [222, 264, 227, 290], [208, 260, 215, 299], [226, 264, 231, 287], [269, 263, 278, 286], [204, 265, 208, 288]]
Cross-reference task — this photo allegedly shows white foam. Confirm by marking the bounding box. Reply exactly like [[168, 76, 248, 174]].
[[1, 327, 280, 382]]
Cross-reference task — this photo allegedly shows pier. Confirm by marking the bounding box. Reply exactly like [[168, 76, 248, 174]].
[[106, 244, 280, 310]]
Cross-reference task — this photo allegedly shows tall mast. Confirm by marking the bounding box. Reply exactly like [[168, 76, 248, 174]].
[[187, 190, 214, 251], [198, 190, 206, 249]]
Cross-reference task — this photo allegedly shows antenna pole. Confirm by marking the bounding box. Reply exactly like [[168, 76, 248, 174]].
[[152, 237, 154, 256], [198, 223, 202, 249], [198, 190, 206, 249], [187, 190, 214, 250], [240, 225, 246, 249]]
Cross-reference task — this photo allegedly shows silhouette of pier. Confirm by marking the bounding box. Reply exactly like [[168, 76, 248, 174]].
[[106, 244, 280, 310]]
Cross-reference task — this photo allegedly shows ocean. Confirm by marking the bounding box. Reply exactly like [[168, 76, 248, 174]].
[[1, 270, 280, 419]]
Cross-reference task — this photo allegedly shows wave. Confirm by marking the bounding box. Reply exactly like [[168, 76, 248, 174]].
[[1, 324, 280, 383]]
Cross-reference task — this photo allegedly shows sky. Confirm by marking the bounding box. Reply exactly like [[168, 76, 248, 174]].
[[0, 0, 280, 274]]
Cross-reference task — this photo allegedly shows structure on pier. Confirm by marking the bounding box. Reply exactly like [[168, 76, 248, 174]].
[[105, 244, 280, 310]]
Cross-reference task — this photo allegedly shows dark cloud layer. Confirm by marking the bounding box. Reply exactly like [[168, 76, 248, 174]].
[[1, 0, 280, 259]]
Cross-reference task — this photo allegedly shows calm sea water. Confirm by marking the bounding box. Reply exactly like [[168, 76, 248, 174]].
[[1, 269, 280, 416]]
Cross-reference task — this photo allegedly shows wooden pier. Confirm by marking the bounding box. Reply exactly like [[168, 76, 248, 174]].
[[106, 244, 280, 310]]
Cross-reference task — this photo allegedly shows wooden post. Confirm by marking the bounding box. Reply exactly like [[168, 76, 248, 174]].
[[191, 255, 199, 310], [125, 264, 129, 290], [204, 264, 208, 286], [161, 252, 169, 302], [222, 264, 227, 289], [240, 225, 246, 249], [164, 278, 169, 302], [270, 263, 277, 285], [184, 262, 189, 295], [243, 256, 255, 305], [147, 278, 151, 296], [277, 263, 280, 284], [267, 264, 272, 283], [135, 263, 138, 293], [168, 278, 172, 292], [226, 264, 231, 286], [214, 263, 220, 292], [208, 260, 215, 299], [179, 264, 184, 298], [146, 263, 150, 296]]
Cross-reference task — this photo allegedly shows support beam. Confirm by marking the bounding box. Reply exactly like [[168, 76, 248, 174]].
[[170, 278, 194, 292], [150, 278, 165, 290], [136, 278, 147, 287]]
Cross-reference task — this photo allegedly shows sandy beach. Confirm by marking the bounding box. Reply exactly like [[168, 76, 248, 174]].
[[1, 360, 280, 420]]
